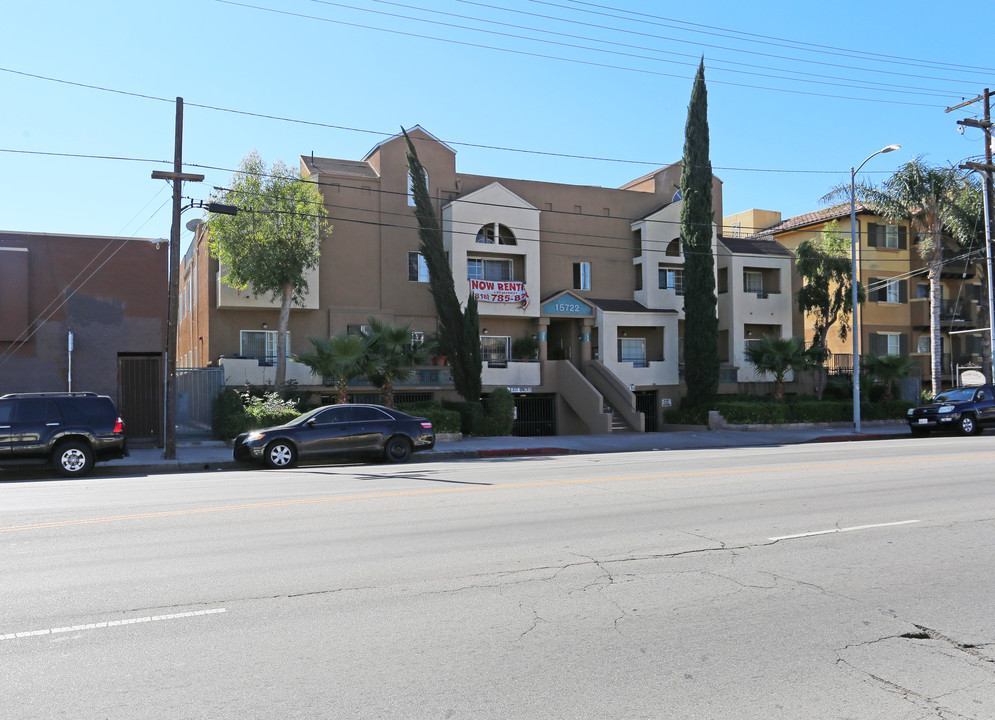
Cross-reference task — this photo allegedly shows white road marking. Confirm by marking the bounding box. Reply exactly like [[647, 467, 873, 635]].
[[769, 520, 920, 541], [1, 608, 226, 641]]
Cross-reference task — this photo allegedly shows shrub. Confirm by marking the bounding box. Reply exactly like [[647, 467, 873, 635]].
[[442, 399, 485, 435], [213, 387, 248, 440], [243, 392, 300, 429], [396, 402, 461, 434], [482, 388, 515, 436], [663, 405, 709, 425]]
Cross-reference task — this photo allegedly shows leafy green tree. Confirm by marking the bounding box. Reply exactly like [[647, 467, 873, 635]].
[[403, 129, 482, 402], [824, 158, 978, 395], [208, 151, 329, 389], [864, 353, 914, 402], [364, 317, 430, 408], [679, 60, 719, 407], [744, 336, 812, 402], [795, 220, 866, 399], [295, 333, 367, 404]]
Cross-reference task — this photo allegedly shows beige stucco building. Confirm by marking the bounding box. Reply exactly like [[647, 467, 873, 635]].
[[179, 127, 795, 434]]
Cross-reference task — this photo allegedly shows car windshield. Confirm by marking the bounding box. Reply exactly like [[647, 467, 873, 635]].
[[284, 406, 325, 426], [933, 388, 977, 404]]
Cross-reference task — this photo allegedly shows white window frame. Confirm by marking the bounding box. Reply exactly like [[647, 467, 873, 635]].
[[408, 251, 429, 282], [618, 337, 647, 367], [744, 270, 764, 295], [885, 332, 901, 356], [659, 267, 684, 295], [480, 336, 510, 365], [884, 225, 899, 249], [885, 279, 900, 304], [240, 330, 290, 363], [468, 258, 513, 282], [917, 335, 930, 354], [410, 331, 424, 349], [574, 261, 591, 291]]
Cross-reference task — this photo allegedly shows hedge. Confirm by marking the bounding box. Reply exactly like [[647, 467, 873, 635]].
[[664, 398, 914, 426], [396, 402, 461, 434]]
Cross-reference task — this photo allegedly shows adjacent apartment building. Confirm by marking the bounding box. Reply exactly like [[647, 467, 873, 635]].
[[728, 206, 988, 389], [179, 127, 795, 434]]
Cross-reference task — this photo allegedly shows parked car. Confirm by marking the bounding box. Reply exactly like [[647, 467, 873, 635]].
[[907, 384, 995, 436], [232, 404, 435, 468], [0, 392, 128, 477]]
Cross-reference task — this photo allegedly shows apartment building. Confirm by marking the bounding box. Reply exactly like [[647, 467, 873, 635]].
[[733, 206, 988, 388], [179, 127, 794, 434]]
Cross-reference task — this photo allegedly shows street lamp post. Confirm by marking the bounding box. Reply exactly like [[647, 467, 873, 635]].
[[850, 144, 901, 433]]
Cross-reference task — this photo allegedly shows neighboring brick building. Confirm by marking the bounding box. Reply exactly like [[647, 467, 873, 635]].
[[0, 231, 168, 444]]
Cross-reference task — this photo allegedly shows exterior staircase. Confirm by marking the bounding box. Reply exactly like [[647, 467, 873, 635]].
[[604, 403, 632, 432]]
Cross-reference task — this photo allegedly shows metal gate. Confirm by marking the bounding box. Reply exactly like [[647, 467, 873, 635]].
[[512, 394, 556, 437], [118, 354, 163, 447], [635, 391, 658, 432], [177, 367, 225, 438]]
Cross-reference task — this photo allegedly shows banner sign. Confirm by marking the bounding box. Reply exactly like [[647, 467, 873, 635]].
[[470, 279, 530, 308]]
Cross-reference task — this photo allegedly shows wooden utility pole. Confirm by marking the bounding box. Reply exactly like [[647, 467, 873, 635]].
[[151, 98, 203, 459]]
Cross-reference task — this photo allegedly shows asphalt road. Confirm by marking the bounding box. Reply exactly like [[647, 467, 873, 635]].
[[3, 436, 994, 719]]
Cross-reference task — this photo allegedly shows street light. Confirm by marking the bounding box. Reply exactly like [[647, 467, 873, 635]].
[[851, 144, 901, 433]]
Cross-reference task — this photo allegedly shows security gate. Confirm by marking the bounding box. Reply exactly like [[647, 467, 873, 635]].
[[177, 367, 225, 438], [635, 390, 658, 432], [118, 354, 162, 447], [512, 394, 556, 437]]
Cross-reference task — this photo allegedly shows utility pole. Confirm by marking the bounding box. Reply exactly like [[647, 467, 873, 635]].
[[151, 98, 204, 460], [951, 90, 995, 382]]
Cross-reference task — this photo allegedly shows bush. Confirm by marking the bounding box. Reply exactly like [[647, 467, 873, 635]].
[[213, 387, 248, 440], [442, 399, 485, 435], [663, 404, 709, 425], [664, 397, 911, 427], [243, 392, 300, 429], [396, 402, 461, 434], [482, 388, 515, 436]]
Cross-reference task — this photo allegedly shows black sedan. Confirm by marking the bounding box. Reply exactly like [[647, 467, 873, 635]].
[[907, 384, 995, 436], [233, 404, 435, 468]]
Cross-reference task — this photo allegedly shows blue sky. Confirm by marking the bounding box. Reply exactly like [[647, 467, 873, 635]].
[[3, 0, 994, 250]]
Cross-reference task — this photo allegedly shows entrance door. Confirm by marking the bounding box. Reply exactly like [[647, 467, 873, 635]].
[[546, 319, 579, 365], [118, 354, 163, 447]]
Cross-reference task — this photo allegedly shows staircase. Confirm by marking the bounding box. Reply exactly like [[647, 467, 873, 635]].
[[604, 403, 632, 433]]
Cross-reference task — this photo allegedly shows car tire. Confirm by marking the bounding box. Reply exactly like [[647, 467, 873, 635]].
[[53, 440, 94, 477], [383, 436, 413, 464], [264, 440, 297, 469], [957, 414, 979, 436]]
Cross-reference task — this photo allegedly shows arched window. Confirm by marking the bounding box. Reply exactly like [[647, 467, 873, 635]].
[[665, 238, 681, 257], [475, 223, 517, 245]]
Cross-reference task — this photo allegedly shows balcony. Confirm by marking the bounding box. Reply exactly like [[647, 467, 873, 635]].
[[481, 359, 541, 388], [911, 300, 976, 327]]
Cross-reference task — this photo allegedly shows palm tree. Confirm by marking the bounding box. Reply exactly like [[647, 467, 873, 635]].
[[824, 158, 979, 396], [364, 317, 429, 408], [864, 354, 914, 402], [295, 333, 367, 404], [744, 336, 813, 402]]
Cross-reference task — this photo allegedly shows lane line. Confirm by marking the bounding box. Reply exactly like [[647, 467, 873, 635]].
[[1, 608, 226, 641], [769, 520, 921, 541], [5, 452, 993, 534]]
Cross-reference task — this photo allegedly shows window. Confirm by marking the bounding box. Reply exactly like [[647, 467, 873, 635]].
[[885, 280, 900, 304], [659, 267, 684, 295], [916, 283, 929, 299], [744, 270, 763, 295], [408, 252, 429, 282], [886, 333, 901, 356], [475, 223, 516, 245], [410, 331, 424, 349], [917, 335, 930, 354], [408, 168, 427, 207], [240, 330, 290, 363], [867, 222, 906, 249], [573, 262, 591, 291], [481, 336, 510, 366], [718, 267, 728, 294], [347, 324, 371, 337], [467, 258, 513, 281], [884, 225, 899, 249], [869, 277, 907, 303], [618, 338, 647, 367], [871, 332, 906, 357]]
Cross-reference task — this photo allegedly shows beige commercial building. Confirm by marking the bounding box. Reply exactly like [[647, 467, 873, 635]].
[[180, 127, 795, 434]]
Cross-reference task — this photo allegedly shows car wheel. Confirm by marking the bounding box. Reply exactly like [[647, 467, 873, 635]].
[[957, 414, 979, 436], [264, 440, 297, 469], [53, 441, 94, 477], [383, 436, 413, 464]]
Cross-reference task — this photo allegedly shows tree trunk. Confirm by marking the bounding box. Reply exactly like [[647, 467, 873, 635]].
[[928, 261, 943, 396], [382, 381, 394, 408], [276, 282, 293, 389], [336, 379, 349, 404]]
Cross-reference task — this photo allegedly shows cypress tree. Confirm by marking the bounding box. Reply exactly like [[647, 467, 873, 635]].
[[679, 60, 719, 407], [403, 130, 482, 402]]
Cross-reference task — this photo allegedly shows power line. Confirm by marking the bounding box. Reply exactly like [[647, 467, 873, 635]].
[[213, 0, 945, 108]]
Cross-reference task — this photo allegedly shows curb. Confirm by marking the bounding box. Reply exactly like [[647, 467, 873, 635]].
[[811, 433, 893, 443]]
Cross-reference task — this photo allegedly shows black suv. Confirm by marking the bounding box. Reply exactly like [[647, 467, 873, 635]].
[[0, 392, 128, 477], [907, 384, 995, 436]]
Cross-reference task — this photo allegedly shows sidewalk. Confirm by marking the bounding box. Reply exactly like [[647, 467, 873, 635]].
[[98, 421, 912, 476]]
